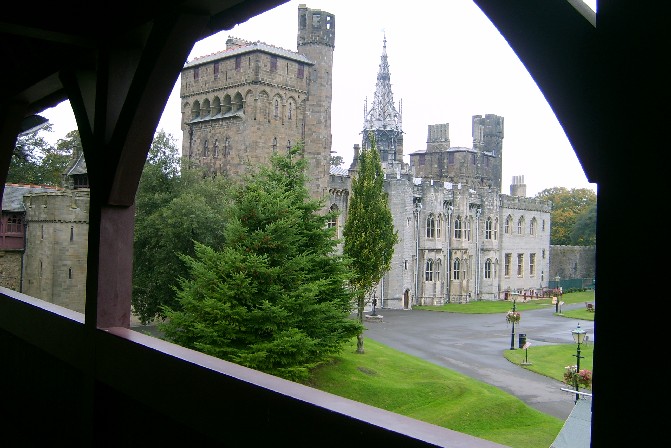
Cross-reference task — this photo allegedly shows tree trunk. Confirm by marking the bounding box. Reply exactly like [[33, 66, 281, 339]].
[[356, 295, 365, 353]]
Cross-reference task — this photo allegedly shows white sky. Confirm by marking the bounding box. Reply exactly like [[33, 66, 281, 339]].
[[41, 0, 597, 197]]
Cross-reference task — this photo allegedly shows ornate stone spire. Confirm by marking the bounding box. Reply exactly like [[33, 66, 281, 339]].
[[362, 34, 403, 163]]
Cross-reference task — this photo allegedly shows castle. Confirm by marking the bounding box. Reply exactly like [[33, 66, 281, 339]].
[[181, 4, 552, 308]]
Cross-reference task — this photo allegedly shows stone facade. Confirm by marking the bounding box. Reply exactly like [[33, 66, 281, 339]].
[[21, 189, 90, 313], [180, 5, 334, 199], [328, 39, 552, 308]]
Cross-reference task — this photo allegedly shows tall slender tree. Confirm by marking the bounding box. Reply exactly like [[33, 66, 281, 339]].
[[343, 134, 398, 354]]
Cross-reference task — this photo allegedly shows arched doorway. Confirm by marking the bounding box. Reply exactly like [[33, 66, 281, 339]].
[[403, 289, 410, 309]]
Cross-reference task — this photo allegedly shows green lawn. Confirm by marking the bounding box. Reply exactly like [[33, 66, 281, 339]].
[[305, 290, 595, 448]]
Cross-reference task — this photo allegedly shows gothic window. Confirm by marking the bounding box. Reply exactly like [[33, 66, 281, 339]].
[[436, 215, 442, 239], [6, 215, 22, 233], [485, 258, 492, 279], [327, 204, 339, 238], [224, 137, 231, 156], [203, 140, 208, 157], [517, 253, 524, 277], [213, 62, 219, 79], [201, 98, 211, 117], [288, 101, 293, 120], [505, 215, 512, 234], [426, 214, 435, 238], [454, 216, 462, 239], [222, 94, 232, 115], [270, 56, 277, 71], [213, 139, 219, 157], [453, 258, 461, 280], [465, 217, 472, 241], [530, 253, 536, 276], [530, 217, 537, 236], [504, 253, 512, 277], [425, 259, 434, 281], [272, 137, 278, 152], [517, 217, 524, 235], [485, 217, 493, 240], [435, 259, 441, 282], [274, 99, 279, 119]]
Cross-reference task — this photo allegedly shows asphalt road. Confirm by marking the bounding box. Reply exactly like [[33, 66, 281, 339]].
[[362, 304, 594, 420]]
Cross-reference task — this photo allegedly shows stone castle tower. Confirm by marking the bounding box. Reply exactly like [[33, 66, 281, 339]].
[[329, 37, 551, 308], [180, 4, 335, 199]]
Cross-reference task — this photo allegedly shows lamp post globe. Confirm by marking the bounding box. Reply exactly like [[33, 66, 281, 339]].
[[571, 322, 586, 402]]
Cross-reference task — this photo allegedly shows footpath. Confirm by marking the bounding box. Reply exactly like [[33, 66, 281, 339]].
[[362, 303, 594, 420]]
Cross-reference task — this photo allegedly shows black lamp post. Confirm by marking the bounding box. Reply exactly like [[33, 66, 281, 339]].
[[554, 276, 560, 312], [509, 298, 517, 350], [371, 292, 377, 316], [571, 322, 586, 402]]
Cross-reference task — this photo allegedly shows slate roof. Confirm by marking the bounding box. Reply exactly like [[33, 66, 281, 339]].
[[2, 184, 62, 212], [185, 39, 313, 68]]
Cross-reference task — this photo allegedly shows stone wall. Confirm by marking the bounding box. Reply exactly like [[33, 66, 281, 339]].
[[0, 251, 23, 291], [549, 245, 596, 281]]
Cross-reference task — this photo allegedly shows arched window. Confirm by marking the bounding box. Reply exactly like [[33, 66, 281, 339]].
[[426, 214, 435, 238], [288, 101, 293, 119], [327, 204, 339, 238], [425, 259, 434, 281], [453, 258, 461, 280], [485, 258, 492, 279], [274, 99, 279, 118], [454, 216, 462, 239], [435, 258, 441, 282], [224, 137, 231, 156], [213, 139, 219, 157], [203, 140, 208, 157], [485, 217, 493, 240], [517, 216, 525, 235], [505, 215, 513, 234], [465, 217, 472, 241], [530, 217, 537, 236]]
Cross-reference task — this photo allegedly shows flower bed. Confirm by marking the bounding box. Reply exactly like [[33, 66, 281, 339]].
[[563, 365, 592, 388]]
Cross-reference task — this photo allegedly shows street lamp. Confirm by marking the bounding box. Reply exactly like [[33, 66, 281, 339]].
[[554, 276, 561, 312], [509, 298, 517, 350], [371, 292, 377, 316], [571, 322, 586, 402]]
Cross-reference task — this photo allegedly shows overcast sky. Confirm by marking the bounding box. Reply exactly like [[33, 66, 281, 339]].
[[41, 0, 597, 197]]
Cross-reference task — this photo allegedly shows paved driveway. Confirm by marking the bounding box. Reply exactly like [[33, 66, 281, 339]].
[[362, 305, 594, 420]]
